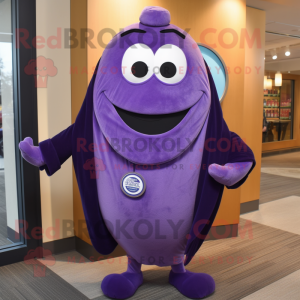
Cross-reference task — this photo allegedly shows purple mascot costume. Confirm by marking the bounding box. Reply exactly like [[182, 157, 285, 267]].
[[20, 6, 255, 299]]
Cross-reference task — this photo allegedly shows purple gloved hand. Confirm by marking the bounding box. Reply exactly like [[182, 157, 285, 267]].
[[19, 137, 45, 167], [208, 162, 253, 186]]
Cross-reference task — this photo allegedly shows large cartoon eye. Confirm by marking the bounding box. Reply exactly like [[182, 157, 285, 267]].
[[122, 43, 154, 84], [154, 44, 187, 84]]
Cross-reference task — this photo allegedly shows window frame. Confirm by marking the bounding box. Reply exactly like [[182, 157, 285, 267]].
[[0, 0, 42, 265]]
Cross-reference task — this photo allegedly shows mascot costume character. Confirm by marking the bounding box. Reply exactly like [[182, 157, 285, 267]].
[[19, 6, 255, 299]]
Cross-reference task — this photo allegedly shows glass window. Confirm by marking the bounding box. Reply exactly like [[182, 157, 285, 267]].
[[263, 79, 294, 143], [0, 0, 21, 248]]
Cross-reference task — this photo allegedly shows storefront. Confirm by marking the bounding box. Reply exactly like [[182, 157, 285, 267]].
[[262, 71, 300, 153]]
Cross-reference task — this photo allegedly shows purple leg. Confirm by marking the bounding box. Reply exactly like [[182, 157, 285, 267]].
[[169, 262, 215, 299], [101, 256, 143, 299]]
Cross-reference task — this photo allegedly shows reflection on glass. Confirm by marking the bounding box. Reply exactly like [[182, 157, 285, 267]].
[[262, 79, 294, 143], [0, 0, 21, 248], [198, 45, 227, 102]]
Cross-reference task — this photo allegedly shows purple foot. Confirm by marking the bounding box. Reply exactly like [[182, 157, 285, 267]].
[[101, 271, 143, 299], [169, 270, 215, 299]]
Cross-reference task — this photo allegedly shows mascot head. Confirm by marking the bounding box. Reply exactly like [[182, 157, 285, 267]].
[[94, 6, 211, 163]]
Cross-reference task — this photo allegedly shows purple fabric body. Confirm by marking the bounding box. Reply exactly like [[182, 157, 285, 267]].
[[93, 109, 209, 266], [92, 20, 212, 265], [34, 19, 256, 265], [92, 20, 255, 265]]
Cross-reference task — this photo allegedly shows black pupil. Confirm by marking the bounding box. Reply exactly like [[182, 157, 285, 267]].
[[160, 62, 176, 78], [131, 61, 148, 78]]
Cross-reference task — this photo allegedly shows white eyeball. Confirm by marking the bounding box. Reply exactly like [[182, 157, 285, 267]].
[[154, 44, 187, 84], [121, 43, 154, 84]]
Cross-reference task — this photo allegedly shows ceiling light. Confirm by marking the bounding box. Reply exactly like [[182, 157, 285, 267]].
[[275, 71, 282, 86], [285, 46, 290, 56], [267, 78, 273, 90], [264, 75, 268, 89], [272, 49, 277, 60]]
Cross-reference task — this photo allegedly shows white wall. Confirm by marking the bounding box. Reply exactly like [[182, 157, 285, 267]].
[[36, 0, 74, 242]]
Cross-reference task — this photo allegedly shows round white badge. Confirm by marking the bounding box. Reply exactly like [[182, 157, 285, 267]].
[[120, 172, 146, 198]]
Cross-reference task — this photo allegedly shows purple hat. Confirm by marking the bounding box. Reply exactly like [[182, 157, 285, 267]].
[[139, 6, 170, 27]]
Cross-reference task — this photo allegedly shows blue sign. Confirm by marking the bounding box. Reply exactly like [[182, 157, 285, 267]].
[[198, 44, 228, 102]]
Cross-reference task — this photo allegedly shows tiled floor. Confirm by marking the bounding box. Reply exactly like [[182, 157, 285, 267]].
[[261, 167, 300, 179], [259, 172, 300, 204], [241, 269, 300, 300], [242, 196, 300, 235], [0, 151, 300, 299], [261, 151, 300, 169], [0, 259, 87, 300]]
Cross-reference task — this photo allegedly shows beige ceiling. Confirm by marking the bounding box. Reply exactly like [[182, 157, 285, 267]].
[[247, 0, 300, 73]]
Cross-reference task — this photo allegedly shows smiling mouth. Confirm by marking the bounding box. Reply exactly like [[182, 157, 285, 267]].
[[114, 105, 190, 135]]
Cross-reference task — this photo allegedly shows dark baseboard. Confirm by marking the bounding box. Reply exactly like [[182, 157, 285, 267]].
[[43, 237, 76, 256], [75, 236, 126, 262], [240, 199, 259, 215], [7, 226, 20, 243], [205, 224, 238, 241], [262, 147, 300, 157]]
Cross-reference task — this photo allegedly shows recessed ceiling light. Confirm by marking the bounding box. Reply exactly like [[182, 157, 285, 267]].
[[272, 55, 277, 60], [285, 46, 291, 56]]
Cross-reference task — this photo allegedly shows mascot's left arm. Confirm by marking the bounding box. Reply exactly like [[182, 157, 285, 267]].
[[208, 131, 254, 188]]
